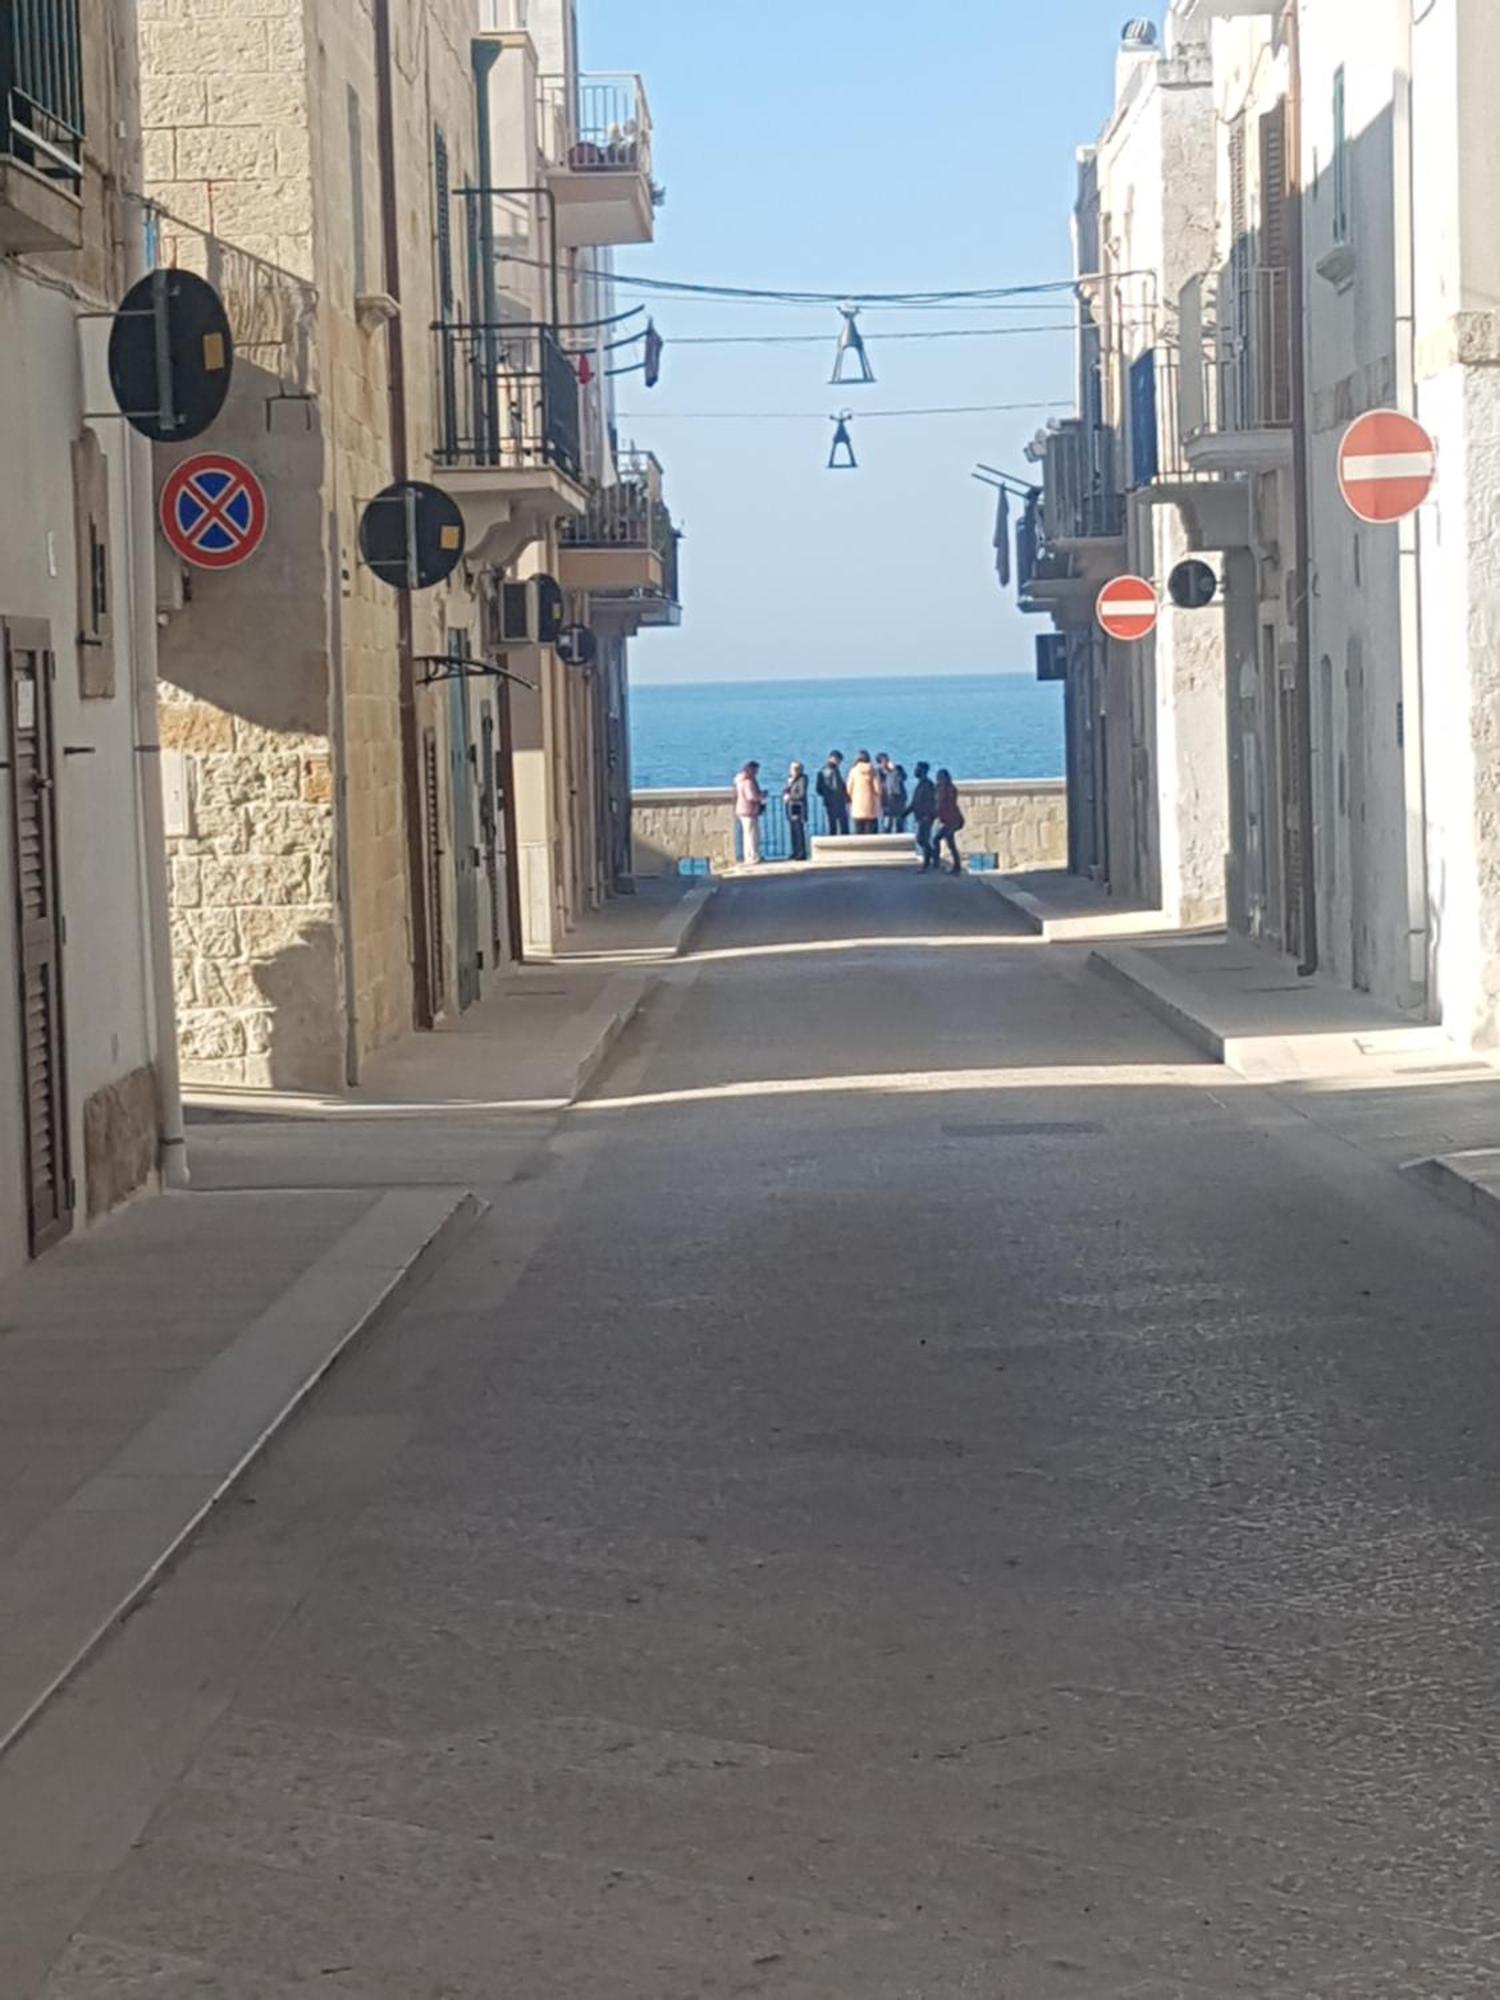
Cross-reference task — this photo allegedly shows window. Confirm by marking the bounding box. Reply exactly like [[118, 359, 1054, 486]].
[[347, 86, 367, 295], [71, 432, 113, 697], [1332, 66, 1350, 244]]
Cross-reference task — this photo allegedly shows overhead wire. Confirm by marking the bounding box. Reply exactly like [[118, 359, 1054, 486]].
[[616, 400, 1073, 421]]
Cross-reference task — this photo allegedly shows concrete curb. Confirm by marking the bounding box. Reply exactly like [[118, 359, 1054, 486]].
[[978, 876, 1046, 934], [0, 1186, 482, 1763], [1088, 946, 1228, 1064], [667, 882, 717, 957], [563, 973, 648, 1103], [1401, 1151, 1500, 1239]]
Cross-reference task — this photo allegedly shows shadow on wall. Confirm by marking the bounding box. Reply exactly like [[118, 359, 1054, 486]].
[[252, 922, 343, 1094], [154, 222, 331, 739]]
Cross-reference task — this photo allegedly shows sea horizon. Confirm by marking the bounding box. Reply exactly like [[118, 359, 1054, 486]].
[[630, 671, 1065, 793]]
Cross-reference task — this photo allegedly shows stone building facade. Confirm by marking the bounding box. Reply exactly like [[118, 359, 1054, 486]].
[[0, 0, 183, 1273], [141, 0, 675, 1090]]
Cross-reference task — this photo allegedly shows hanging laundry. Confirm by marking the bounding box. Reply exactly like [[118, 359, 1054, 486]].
[[993, 485, 1011, 588]]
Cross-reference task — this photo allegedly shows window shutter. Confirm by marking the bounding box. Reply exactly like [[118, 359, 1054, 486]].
[[71, 432, 114, 697], [434, 127, 454, 314], [1260, 102, 1289, 271]]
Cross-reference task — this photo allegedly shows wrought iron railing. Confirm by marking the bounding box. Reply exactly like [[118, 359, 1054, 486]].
[[1, 0, 84, 188], [1179, 268, 1293, 441], [540, 72, 653, 182], [433, 318, 582, 479], [561, 448, 664, 548], [1128, 347, 1191, 486], [1043, 421, 1125, 541]]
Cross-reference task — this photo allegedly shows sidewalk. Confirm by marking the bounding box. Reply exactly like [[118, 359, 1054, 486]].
[[1086, 926, 1500, 1238], [980, 868, 1179, 942], [0, 878, 711, 1763], [187, 877, 714, 1116]]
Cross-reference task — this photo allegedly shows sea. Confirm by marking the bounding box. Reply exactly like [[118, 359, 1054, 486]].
[[630, 673, 1064, 791]]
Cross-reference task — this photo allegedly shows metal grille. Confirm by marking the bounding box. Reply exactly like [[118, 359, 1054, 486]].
[[7, 623, 71, 1254], [423, 727, 445, 1011], [1, 0, 84, 187]]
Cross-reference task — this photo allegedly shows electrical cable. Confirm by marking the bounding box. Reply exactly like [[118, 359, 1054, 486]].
[[616, 400, 1073, 421]]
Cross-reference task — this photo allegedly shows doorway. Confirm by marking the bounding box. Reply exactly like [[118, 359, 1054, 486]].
[[6, 620, 71, 1254], [446, 633, 480, 1012]]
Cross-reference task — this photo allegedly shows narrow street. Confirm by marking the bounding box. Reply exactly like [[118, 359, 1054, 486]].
[[6, 870, 1500, 1996]]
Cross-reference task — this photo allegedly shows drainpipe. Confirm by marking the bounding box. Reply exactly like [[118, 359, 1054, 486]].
[[1392, 0, 1431, 1013], [373, 0, 435, 1029], [1285, 0, 1320, 976], [120, 0, 188, 1189]]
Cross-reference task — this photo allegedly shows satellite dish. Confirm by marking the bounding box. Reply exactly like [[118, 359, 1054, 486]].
[[1167, 558, 1218, 610], [557, 623, 597, 669], [357, 480, 466, 590], [107, 269, 234, 443]]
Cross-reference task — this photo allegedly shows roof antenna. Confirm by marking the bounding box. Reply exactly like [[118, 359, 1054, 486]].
[[830, 303, 875, 385], [828, 411, 858, 470]]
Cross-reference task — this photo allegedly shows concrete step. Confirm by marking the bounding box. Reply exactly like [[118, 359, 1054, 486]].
[[809, 834, 920, 869]]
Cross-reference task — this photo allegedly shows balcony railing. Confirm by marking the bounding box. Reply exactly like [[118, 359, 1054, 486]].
[[561, 448, 667, 551], [1128, 347, 1194, 487], [433, 318, 582, 480], [540, 72, 652, 182], [1180, 268, 1293, 442], [1043, 421, 1125, 541], [1, 0, 84, 188]]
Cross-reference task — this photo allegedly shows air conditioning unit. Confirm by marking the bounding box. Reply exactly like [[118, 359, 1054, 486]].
[[496, 574, 566, 647]]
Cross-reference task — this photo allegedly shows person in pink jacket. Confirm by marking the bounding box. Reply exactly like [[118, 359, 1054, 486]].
[[847, 750, 881, 834], [734, 760, 766, 865]]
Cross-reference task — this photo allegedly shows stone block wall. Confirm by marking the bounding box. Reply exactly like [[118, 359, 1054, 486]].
[[950, 781, 1069, 870], [630, 782, 1068, 876], [632, 791, 738, 875]]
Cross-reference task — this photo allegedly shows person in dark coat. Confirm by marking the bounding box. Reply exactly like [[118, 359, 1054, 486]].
[[784, 760, 810, 861], [908, 761, 937, 870], [816, 750, 850, 836], [880, 758, 909, 833]]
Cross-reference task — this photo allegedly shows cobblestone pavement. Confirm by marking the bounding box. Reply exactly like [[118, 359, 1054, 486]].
[[11, 870, 1500, 1998]]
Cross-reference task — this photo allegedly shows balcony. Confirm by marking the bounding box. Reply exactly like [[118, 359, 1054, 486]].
[[0, 0, 84, 250], [1179, 269, 1294, 475], [432, 318, 588, 564], [1041, 421, 1126, 551], [562, 450, 681, 631], [539, 72, 656, 247]]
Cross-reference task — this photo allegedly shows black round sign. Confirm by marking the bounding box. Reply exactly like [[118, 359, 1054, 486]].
[[358, 481, 466, 591], [107, 270, 234, 443], [1167, 558, 1218, 610], [534, 574, 565, 646], [557, 623, 597, 669]]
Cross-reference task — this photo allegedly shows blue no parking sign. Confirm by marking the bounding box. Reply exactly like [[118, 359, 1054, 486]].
[[158, 452, 268, 570]]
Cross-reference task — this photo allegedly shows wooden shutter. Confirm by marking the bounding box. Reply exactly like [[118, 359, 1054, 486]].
[[7, 621, 72, 1254], [423, 726, 445, 1010], [71, 432, 113, 697], [1260, 103, 1289, 271]]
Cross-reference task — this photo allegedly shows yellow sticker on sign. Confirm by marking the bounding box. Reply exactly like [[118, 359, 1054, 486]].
[[440, 525, 461, 550]]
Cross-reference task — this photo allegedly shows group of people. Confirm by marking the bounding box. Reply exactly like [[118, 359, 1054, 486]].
[[734, 749, 966, 873]]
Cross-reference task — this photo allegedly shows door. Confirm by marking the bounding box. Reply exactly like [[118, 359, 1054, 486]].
[[446, 651, 480, 1011], [495, 673, 525, 965], [422, 727, 446, 1014], [479, 701, 503, 964], [6, 622, 71, 1254]]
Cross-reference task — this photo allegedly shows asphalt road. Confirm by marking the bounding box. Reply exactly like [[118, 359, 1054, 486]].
[[13, 869, 1500, 1997]]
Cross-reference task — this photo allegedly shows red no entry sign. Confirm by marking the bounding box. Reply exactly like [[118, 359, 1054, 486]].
[[159, 452, 268, 570], [1338, 409, 1436, 525], [1096, 574, 1158, 643]]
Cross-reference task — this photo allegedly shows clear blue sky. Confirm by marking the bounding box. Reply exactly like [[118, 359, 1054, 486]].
[[584, 1, 1162, 684]]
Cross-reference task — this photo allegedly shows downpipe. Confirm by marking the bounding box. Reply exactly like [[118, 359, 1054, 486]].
[[1286, 1, 1320, 977], [120, 0, 188, 1188], [1393, 0, 1432, 1014]]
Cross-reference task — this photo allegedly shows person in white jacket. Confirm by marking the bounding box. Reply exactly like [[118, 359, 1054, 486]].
[[734, 761, 767, 865]]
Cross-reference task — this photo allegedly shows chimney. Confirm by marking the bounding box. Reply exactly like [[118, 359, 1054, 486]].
[[1116, 16, 1160, 97]]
